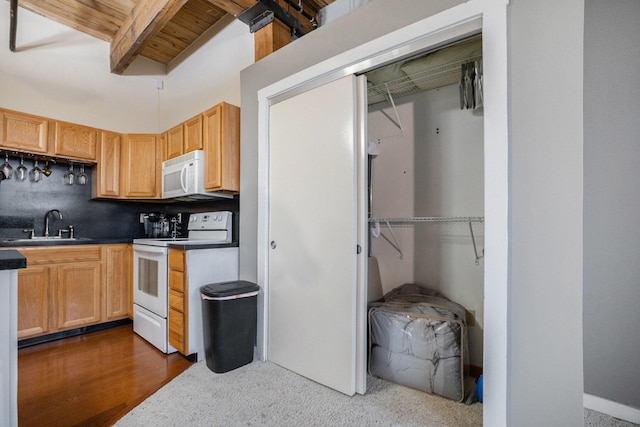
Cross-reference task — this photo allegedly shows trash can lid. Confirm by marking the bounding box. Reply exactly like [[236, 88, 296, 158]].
[[201, 280, 260, 298]]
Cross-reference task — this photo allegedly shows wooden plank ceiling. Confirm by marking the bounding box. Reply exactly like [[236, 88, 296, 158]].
[[16, 0, 336, 74]]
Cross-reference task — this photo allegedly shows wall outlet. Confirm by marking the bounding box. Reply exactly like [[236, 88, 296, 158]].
[[139, 213, 147, 224], [466, 309, 476, 327]]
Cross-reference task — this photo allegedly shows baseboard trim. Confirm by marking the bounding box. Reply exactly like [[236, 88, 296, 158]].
[[584, 393, 640, 424], [18, 319, 132, 349]]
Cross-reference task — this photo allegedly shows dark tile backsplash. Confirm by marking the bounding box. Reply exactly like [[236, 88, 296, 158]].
[[0, 160, 239, 241]]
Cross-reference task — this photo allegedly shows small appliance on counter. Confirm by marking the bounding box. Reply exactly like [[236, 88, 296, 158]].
[[142, 213, 172, 238]]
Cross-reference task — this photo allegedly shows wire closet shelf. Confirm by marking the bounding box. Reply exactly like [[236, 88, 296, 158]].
[[369, 216, 485, 265]]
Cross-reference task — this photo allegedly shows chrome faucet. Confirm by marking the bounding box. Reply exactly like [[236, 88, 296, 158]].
[[44, 209, 63, 237]]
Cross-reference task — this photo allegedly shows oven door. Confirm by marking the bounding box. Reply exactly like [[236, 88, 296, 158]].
[[133, 244, 168, 318]]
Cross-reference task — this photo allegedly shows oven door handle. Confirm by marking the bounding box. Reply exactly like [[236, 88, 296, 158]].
[[133, 245, 167, 256]]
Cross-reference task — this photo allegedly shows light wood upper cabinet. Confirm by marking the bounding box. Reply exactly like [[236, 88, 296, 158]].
[[165, 113, 203, 160], [121, 134, 160, 198], [54, 121, 98, 161], [166, 125, 184, 160], [94, 130, 122, 198], [0, 109, 49, 154], [203, 102, 240, 193], [183, 114, 203, 153]]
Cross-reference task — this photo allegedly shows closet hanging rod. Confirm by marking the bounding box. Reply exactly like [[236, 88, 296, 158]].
[[369, 216, 484, 224]]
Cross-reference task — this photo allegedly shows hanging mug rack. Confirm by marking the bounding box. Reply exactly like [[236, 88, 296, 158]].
[[0, 150, 93, 185]]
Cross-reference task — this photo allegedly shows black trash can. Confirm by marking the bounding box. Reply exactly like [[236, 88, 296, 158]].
[[200, 280, 260, 373]]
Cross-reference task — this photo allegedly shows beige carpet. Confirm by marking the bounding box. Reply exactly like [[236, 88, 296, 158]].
[[114, 360, 483, 426]]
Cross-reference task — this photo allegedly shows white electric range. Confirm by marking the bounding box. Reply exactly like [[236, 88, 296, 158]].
[[132, 211, 239, 358]]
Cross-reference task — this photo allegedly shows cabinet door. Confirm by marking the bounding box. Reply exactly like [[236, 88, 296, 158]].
[[17, 266, 51, 339], [104, 245, 130, 320], [54, 121, 97, 161], [94, 131, 121, 197], [55, 262, 102, 330], [183, 114, 203, 153], [203, 103, 240, 192], [0, 109, 49, 154], [121, 134, 158, 198], [166, 125, 184, 160]]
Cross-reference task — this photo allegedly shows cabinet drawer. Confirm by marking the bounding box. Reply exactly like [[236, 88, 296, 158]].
[[168, 307, 185, 351], [169, 289, 184, 312], [169, 269, 184, 292], [18, 246, 102, 265], [169, 250, 185, 271]]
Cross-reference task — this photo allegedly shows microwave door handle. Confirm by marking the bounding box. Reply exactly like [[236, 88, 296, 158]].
[[180, 164, 188, 192]]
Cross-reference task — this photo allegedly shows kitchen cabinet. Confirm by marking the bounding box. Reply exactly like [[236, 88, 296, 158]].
[[203, 102, 240, 193], [0, 109, 49, 154], [17, 266, 51, 339], [165, 125, 183, 160], [93, 130, 122, 198], [1, 109, 98, 162], [164, 113, 203, 160], [104, 244, 131, 321], [167, 247, 239, 360], [16, 244, 130, 341], [183, 114, 203, 153], [121, 134, 161, 198], [53, 120, 97, 161], [168, 249, 187, 355], [55, 262, 102, 329]]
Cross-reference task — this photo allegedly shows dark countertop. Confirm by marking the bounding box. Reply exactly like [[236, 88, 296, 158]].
[[0, 250, 27, 270], [167, 242, 239, 250], [0, 238, 238, 251], [0, 238, 133, 248]]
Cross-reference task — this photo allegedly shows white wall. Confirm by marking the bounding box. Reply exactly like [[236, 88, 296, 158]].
[[584, 0, 640, 414], [0, 6, 253, 133], [368, 84, 485, 367], [160, 18, 253, 129]]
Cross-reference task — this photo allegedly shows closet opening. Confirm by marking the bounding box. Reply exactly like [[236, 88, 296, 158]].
[[362, 35, 485, 385]]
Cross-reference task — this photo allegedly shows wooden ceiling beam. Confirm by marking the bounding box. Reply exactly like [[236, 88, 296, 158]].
[[202, 0, 257, 17], [254, 18, 290, 62], [110, 0, 190, 74]]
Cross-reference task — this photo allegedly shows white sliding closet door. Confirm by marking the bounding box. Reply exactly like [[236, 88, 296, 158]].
[[267, 74, 367, 396]]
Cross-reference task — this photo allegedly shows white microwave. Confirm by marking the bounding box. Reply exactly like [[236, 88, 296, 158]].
[[162, 150, 232, 200]]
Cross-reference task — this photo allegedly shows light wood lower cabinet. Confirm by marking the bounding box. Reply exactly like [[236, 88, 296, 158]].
[[168, 249, 187, 355], [55, 262, 102, 329], [104, 244, 131, 320], [17, 244, 132, 340], [17, 266, 51, 339]]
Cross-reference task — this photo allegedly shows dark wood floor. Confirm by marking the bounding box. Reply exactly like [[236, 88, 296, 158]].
[[18, 324, 193, 427]]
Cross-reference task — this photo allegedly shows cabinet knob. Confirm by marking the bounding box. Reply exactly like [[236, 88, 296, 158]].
[[270, 241, 277, 249]]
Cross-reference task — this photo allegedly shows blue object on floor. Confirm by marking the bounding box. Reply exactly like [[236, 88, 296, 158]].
[[477, 374, 483, 403]]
